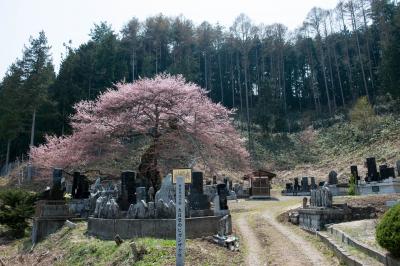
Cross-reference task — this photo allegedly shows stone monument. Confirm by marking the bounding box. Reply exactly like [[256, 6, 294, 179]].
[[328, 171, 338, 185], [120, 171, 136, 211], [188, 172, 210, 211], [366, 157, 379, 182]]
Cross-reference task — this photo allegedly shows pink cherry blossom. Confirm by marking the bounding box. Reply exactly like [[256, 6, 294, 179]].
[[30, 74, 250, 180]]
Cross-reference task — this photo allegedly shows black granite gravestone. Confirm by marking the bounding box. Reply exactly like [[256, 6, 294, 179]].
[[191, 172, 204, 194], [212, 176, 217, 185], [379, 165, 395, 180], [350, 165, 360, 182], [396, 160, 400, 177], [366, 157, 379, 182], [189, 172, 210, 210], [328, 171, 338, 184], [310, 177, 317, 189], [72, 172, 90, 199], [386, 168, 395, 179], [50, 168, 64, 200], [120, 171, 136, 210], [301, 177, 309, 192], [294, 178, 300, 191], [72, 172, 79, 198], [216, 183, 228, 210], [286, 183, 293, 192]]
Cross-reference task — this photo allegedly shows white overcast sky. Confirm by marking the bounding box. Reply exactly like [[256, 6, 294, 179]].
[[0, 0, 339, 80]]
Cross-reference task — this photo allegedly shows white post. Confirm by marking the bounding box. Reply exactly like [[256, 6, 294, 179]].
[[176, 176, 185, 266]]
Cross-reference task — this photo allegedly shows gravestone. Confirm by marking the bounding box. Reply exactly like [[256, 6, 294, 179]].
[[396, 160, 400, 176], [155, 174, 175, 203], [72, 172, 90, 199], [379, 165, 395, 180], [212, 176, 217, 185], [310, 177, 317, 189], [216, 184, 228, 210], [50, 168, 64, 200], [104, 198, 120, 219], [120, 171, 136, 211], [294, 178, 300, 191], [223, 177, 228, 187], [328, 171, 338, 185], [191, 172, 204, 194], [318, 181, 325, 187], [366, 157, 379, 182], [310, 187, 332, 208], [136, 187, 147, 203], [387, 168, 395, 179], [379, 165, 387, 180], [228, 180, 233, 191], [127, 200, 148, 219], [301, 177, 309, 192], [72, 172, 79, 198], [286, 183, 293, 192], [303, 197, 308, 208], [189, 172, 210, 210], [350, 165, 360, 182]]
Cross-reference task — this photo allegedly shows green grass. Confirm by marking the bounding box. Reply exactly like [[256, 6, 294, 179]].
[[0, 221, 244, 266]]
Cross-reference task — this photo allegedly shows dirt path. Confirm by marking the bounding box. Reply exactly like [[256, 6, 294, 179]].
[[236, 215, 267, 266], [261, 212, 331, 266], [231, 198, 338, 266]]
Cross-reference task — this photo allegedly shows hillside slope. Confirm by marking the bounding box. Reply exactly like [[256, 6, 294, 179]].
[[253, 114, 400, 186]]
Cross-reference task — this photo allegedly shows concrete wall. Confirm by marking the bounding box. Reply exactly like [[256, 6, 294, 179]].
[[88, 216, 230, 240], [32, 218, 66, 243]]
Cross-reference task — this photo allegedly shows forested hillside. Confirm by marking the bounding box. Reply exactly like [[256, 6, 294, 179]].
[[1, 0, 400, 173]]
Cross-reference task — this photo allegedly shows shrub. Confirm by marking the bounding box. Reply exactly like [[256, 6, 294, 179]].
[[349, 96, 377, 134], [376, 203, 400, 257], [348, 175, 356, 196], [0, 189, 37, 238]]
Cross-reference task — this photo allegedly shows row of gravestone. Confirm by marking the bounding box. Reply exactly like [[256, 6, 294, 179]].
[[40, 169, 92, 201], [92, 172, 230, 219], [349, 157, 398, 183], [285, 176, 318, 193], [284, 157, 400, 194], [44, 168, 230, 219]]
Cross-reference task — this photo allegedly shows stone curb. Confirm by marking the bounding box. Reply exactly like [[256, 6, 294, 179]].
[[316, 231, 363, 266], [327, 226, 400, 266]]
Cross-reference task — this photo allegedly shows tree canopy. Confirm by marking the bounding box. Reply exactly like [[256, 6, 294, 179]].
[[30, 75, 249, 182]]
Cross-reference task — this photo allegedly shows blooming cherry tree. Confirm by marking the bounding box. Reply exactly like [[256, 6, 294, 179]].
[[30, 75, 249, 185]]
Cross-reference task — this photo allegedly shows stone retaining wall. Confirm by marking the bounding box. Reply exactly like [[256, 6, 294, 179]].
[[88, 215, 230, 240], [327, 225, 400, 266]]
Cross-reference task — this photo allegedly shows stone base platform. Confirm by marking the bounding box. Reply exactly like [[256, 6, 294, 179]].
[[298, 207, 351, 231], [357, 179, 400, 195], [87, 215, 231, 240], [281, 191, 311, 196]]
